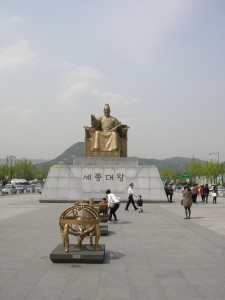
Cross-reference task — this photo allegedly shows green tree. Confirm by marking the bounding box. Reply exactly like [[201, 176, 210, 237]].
[[187, 158, 203, 177], [5, 155, 16, 179], [160, 169, 179, 182], [0, 164, 9, 180], [36, 164, 51, 181], [202, 161, 225, 184], [14, 160, 37, 180], [1, 158, 51, 182], [188, 158, 225, 184]]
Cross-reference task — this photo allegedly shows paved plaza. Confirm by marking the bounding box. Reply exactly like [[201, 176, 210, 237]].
[[0, 191, 225, 300]]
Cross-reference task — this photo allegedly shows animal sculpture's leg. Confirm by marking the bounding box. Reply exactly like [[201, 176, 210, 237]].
[[77, 232, 86, 249], [60, 223, 65, 246], [90, 231, 94, 246], [63, 224, 70, 252], [95, 223, 101, 250]]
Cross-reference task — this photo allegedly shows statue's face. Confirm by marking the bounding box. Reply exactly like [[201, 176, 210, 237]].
[[104, 108, 110, 117]]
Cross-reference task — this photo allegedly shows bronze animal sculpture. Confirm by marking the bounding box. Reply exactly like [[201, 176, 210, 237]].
[[88, 198, 108, 216], [97, 202, 108, 215]]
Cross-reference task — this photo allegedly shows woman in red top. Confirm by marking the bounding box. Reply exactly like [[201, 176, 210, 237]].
[[199, 185, 205, 203]]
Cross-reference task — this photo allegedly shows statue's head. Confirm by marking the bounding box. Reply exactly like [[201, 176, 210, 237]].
[[103, 103, 110, 117]]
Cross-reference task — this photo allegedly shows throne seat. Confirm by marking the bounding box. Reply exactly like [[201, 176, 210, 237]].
[[84, 126, 128, 157]]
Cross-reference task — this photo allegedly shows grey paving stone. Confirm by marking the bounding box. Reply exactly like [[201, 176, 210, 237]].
[[1, 192, 225, 300]]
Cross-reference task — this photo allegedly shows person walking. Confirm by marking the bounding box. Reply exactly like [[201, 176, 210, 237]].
[[164, 183, 170, 202], [182, 186, 193, 219], [106, 189, 120, 223], [136, 195, 143, 213], [168, 185, 174, 203], [192, 183, 199, 204], [212, 185, 218, 204], [204, 184, 210, 204], [199, 185, 205, 203], [125, 183, 138, 211]]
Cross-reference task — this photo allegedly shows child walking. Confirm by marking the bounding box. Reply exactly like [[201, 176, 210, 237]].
[[137, 195, 143, 213]]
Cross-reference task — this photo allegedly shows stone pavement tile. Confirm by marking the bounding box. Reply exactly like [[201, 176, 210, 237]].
[[96, 286, 131, 300], [26, 298, 57, 300], [151, 262, 201, 271], [195, 286, 225, 299], [104, 251, 127, 265], [98, 269, 129, 288], [181, 268, 225, 287], [25, 285, 64, 300], [130, 286, 167, 300], [123, 256, 151, 265], [67, 269, 100, 287], [204, 261, 225, 271], [208, 267, 225, 280], [34, 269, 71, 287], [155, 269, 191, 288], [127, 271, 160, 288], [99, 262, 127, 271], [1, 193, 225, 300], [60, 284, 98, 300], [161, 286, 201, 300], [101, 237, 124, 249], [0, 285, 33, 300], [4, 269, 45, 287], [1, 261, 32, 271], [0, 269, 17, 288], [139, 245, 165, 256]]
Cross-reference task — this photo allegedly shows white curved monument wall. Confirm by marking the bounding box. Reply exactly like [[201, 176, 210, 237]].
[[40, 158, 167, 202]]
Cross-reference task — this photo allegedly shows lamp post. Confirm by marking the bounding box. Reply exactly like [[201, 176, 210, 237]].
[[209, 152, 219, 163], [209, 152, 221, 185]]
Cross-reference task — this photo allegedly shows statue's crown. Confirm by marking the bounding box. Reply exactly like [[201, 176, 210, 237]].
[[104, 103, 110, 110]]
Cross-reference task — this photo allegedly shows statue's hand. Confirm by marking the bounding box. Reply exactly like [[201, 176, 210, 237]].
[[111, 122, 121, 131], [110, 126, 119, 132]]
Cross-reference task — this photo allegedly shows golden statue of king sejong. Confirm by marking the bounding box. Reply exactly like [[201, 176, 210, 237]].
[[84, 103, 129, 157], [91, 103, 121, 151]]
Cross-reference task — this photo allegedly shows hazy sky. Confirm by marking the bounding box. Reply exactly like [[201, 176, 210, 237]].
[[0, 0, 225, 162]]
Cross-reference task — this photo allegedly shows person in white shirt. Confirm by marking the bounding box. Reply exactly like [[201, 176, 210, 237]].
[[125, 183, 138, 211], [106, 189, 120, 223]]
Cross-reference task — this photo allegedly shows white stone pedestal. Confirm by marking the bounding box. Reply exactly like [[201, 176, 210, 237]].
[[40, 157, 167, 202]]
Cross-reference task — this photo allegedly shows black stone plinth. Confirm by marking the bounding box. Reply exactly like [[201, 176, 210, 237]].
[[50, 244, 105, 263], [100, 225, 108, 236], [100, 215, 109, 223]]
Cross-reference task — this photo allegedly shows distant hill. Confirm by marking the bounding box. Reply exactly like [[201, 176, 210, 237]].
[[0, 143, 84, 167], [36, 142, 206, 172], [2, 142, 223, 171], [37, 142, 84, 167], [0, 158, 49, 165], [136, 156, 206, 172]]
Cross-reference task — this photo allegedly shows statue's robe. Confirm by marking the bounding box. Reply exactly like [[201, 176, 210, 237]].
[[91, 115, 120, 151]]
